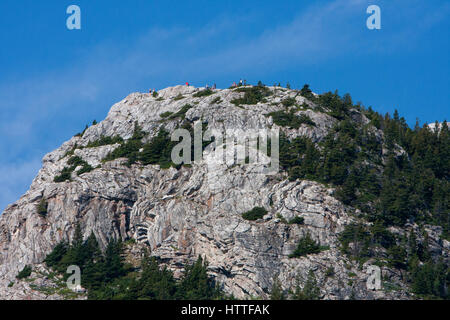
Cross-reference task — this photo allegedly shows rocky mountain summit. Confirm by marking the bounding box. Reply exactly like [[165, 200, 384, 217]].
[[0, 84, 448, 300]]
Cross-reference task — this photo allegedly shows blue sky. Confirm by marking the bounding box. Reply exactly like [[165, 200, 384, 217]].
[[0, 0, 449, 212]]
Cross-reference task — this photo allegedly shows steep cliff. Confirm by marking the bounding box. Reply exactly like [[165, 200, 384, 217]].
[[0, 84, 448, 300]]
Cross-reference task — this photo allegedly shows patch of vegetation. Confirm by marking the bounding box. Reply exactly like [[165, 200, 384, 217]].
[[325, 267, 335, 278], [103, 122, 146, 166], [193, 89, 214, 98], [103, 120, 213, 169], [338, 223, 373, 261], [231, 86, 272, 106], [44, 224, 227, 300], [299, 84, 315, 100], [279, 133, 321, 181], [289, 216, 305, 225], [289, 233, 328, 258], [410, 258, 448, 299], [173, 93, 185, 101], [69, 156, 93, 175], [167, 104, 193, 120], [16, 265, 32, 280], [74, 120, 97, 137], [36, 198, 48, 217], [75, 125, 89, 138], [85, 135, 124, 148], [269, 275, 285, 300], [139, 129, 177, 169], [276, 213, 288, 224], [211, 96, 222, 104], [152, 91, 158, 98], [76, 163, 94, 175], [242, 207, 268, 221], [63, 144, 78, 158], [267, 111, 316, 128], [317, 90, 353, 120], [54, 155, 94, 182], [402, 230, 449, 299], [160, 111, 174, 119], [53, 167, 74, 183], [281, 97, 296, 107], [291, 270, 320, 300]]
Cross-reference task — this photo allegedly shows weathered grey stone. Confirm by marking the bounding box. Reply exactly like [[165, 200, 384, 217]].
[[0, 85, 446, 300]]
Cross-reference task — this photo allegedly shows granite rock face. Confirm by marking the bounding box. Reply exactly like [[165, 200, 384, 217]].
[[0, 85, 447, 299]]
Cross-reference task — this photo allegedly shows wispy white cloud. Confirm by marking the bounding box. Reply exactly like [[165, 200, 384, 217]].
[[0, 158, 42, 213]]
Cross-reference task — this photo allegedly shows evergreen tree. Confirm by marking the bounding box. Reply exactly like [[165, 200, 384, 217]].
[[292, 270, 320, 300], [270, 275, 285, 300], [178, 256, 221, 300]]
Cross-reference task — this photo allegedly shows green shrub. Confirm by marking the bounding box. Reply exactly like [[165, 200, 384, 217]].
[[76, 164, 94, 175], [410, 259, 448, 299], [270, 276, 285, 300], [300, 84, 315, 100], [276, 213, 288, 224], [317, 91, 352, 120], [387, 245, 407, 269], [85, 135, 123, 148], [54, 156, 93, 182], [139, 129, 176, 168], [173, 93, 185, 101], [103, 122, 145, 165], [289, 233, 328, 258], [37, 198, 48, 217], [44, 241, 69, 272], [231, 86, 271, 106], [211, 96, 222, 104], [152, 91, 158, 98], [281, 97, 296, 107], [292, 270, 320, 300], [193, 89, 214, 98], [325, 266, 335, 277], [268, 111, 316, 128], [54, 167, 73, 182], [242, 207, 267, 221], [278, 133, 320, 181], [63, 145, 78, 158], [67, 156, 85, 167], [44, 230, 226, 300], [168, 104, 193, 120], [289, 216, 305, 225], [338, 223, 372, 260], [160, 111, 174, 119], [177, 256, 224, 300], [16, 265, 32, 280]]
